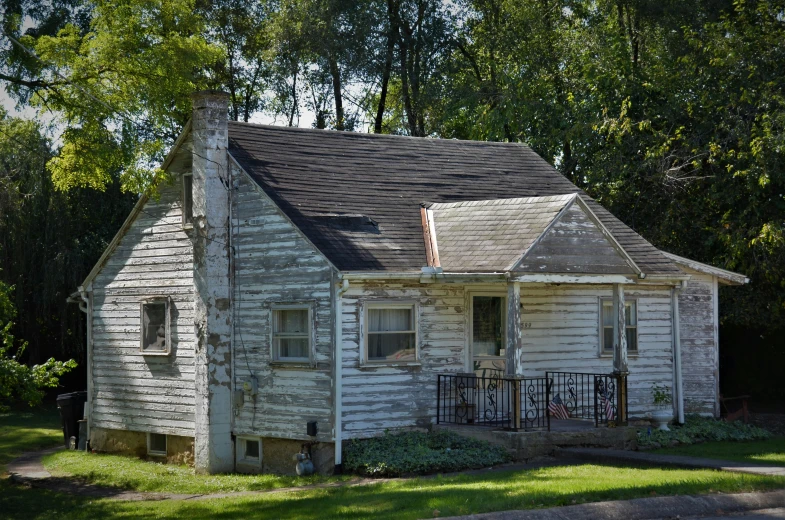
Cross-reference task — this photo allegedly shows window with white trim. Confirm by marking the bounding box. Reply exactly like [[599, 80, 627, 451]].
[[147, 433, 167, 456], [601, 299, 638, 354], [140, 298, 170, 355], [365, 303, 417, 363], [182, 173, 193, 226], [272, 307, 311, 362]]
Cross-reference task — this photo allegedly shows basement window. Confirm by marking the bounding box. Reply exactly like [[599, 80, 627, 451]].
[[272, 306, 312, 362], [147, 433, 167, 456], [364, 303, 418, 364], [600, 299, 638, 355], [140, 298, 171, 355], [237, 437, 262, 467], [182, 173, 193, 227]]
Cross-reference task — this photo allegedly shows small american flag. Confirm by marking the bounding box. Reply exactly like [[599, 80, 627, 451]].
[[548, 393, 570, 419], [601, 391, 615, 421]]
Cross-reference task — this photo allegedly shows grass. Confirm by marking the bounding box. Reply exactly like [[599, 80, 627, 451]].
[[2, 408, 785, 520], [653, 437, 785, 466], [43, 450, 352, 493], [0, 406, 62, 469]]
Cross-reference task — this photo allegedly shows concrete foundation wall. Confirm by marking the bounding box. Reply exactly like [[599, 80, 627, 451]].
[[235, 437, 334, 475], [90, 427, 194, 465]]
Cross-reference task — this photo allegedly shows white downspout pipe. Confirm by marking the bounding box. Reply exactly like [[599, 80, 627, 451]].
[[333, 277, 349, 472], [79, 286, 93, 447], [672, 281, 687, 424]]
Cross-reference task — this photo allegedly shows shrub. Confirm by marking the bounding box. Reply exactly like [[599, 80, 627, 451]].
[[343, 429, 512, 477], [637, 415, 771, 448]]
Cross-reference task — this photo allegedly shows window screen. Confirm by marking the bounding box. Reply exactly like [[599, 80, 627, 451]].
[[244, 439, 260, 460], [148, 433, 167, 455], [272, 308, 310, 361], [141, 301, 168, 352], [182, 174, 193, 225], [472, 296, 505, 357], [366, 305, 416, 362], [602, 300, 637, 352]]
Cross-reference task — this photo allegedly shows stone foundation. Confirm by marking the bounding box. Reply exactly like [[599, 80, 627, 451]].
[[89, 427, 194, 465], [235, 437, 334, 475], [435, 423, 637, 462]]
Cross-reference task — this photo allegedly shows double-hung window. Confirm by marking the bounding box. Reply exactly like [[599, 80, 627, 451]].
[[140, 298, 170, 355], [272, 306, 311, 362], [601, 299, 637, 354], [365, 303, 417, 363]]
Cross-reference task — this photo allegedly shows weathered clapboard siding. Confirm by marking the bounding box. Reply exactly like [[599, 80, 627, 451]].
[[340, 282, 466, 438], [518, 284, 674, 417], [231, 164, 334, 442], [517, 204, 635, 274], [91, 184, 196, 436], [678, 268, 719, 416]]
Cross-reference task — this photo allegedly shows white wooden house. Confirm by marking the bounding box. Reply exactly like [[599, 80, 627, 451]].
[[75, 91, 747, 475]]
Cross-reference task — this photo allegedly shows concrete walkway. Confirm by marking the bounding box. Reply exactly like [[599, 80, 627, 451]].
[[556, 447, 785, 477], [448, 490, 785, 520]]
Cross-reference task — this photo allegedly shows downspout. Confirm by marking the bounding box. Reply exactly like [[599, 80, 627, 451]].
[[333, 276, 349, 473], [672, 280, 687, 424], [79, 286, 93, 448]]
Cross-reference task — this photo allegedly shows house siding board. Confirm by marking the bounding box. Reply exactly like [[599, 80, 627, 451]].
[[91, 184, 196, 436], [678, 269, 719, 416], [340, 282, 466, 438], [517, 284, 673, 417], [516, 204, 635, 274], [231, 165, 334, 441]]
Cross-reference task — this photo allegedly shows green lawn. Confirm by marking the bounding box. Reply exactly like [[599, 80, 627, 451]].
[[654, 438, 785, 466], [44, 450, 353, 493], [2, 408, 785, 520], [0, 406, 62, 469]]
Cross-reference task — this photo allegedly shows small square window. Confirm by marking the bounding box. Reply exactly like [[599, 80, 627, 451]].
[[182, 173, 193, 226], [140, 298, 170, 355], [148, 433, 167, 456], [601, 299, 637, 353], [365, 303, 417, 363], [272, 307, 311, 362], [244, 439, 259, 459]]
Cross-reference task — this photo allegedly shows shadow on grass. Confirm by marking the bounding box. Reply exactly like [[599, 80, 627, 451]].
[[2, 464, 784, 520]]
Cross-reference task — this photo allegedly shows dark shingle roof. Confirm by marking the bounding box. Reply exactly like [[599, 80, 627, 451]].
[[227, 122, 681, 275]]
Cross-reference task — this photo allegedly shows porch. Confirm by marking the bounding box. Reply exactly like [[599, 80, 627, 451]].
[[435, 371, 628, 432]]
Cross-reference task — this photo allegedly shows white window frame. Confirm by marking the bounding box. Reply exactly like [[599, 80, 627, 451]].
[[236, 436, 262, 467], [147, 432, 167, 457], [182, 172, 193, 228], [361, 301, 419, 366], [139, 297, 171, 356], [599, 297, 638, 357], [270, 304, 314, 364]]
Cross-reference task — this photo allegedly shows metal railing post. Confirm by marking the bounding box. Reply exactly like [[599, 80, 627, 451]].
[[436, 375, 441, 425], [594, 376, 599, 427], [514, 379, 521, 431], [546, 374, 551, 432]]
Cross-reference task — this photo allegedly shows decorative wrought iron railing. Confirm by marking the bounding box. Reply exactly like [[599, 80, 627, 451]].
[[436, 374, 549, 431], [545, 371, 626, 427], [436, 371, 627, 431]]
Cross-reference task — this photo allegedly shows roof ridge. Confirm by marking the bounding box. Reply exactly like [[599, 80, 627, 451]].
[[429, 194, 575, 209], [228, 121, 533, 147]]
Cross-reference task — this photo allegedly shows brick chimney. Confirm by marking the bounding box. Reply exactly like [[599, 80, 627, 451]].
[[190, 91, 233, 473]]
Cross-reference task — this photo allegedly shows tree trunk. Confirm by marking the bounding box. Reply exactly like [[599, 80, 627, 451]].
[[329, 55, 345, 130], [375, 4, 397, 134]]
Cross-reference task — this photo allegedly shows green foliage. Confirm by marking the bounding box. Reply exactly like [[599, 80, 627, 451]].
[[638, 415, 771, 449], [651, 384, 672, 406], [343, 429, 512, 477]]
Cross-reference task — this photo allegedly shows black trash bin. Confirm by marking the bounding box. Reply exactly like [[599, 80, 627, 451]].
[[56, 391, 87, 449]]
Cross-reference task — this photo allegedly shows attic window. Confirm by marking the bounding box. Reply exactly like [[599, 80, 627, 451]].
[[182, 173, 193, 226], [140, 298, 170, 355]]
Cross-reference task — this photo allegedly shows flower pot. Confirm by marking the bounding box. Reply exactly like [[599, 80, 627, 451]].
[[651, 408, 673, 431]]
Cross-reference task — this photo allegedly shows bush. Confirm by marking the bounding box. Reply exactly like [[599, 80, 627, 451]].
[[343, 429, 512, 477], [637, 415, 771, 449]]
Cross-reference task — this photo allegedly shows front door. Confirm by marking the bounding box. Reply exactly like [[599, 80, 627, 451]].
[[470, 295, 506, 377]]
